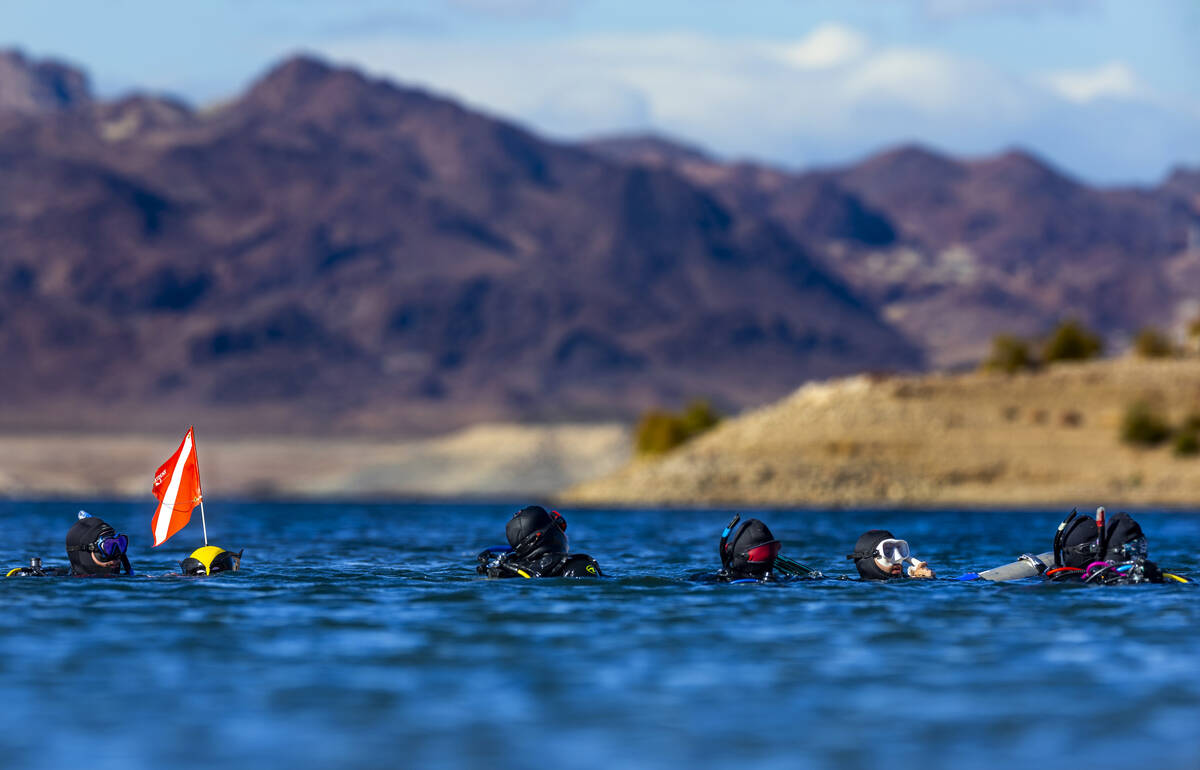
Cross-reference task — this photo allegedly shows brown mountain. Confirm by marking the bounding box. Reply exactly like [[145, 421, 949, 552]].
[[590, 137, 1200, 366], [0, 50, 91, 114], [0, 53, 921, 435]]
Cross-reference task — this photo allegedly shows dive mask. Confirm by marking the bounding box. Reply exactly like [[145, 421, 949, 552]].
[[86, 533, 129, 561], [873, 539, 910, 566], [744, 541, 781, 564], [1113, 536, 1148, 562]]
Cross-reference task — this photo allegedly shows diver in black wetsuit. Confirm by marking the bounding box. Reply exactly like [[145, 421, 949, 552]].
[[6, 511, 132, 577], [848, 530, 934, 580], [694, 514, 817, 583], [1045, 508, 1187, 584], [476, 506, 602, 578]]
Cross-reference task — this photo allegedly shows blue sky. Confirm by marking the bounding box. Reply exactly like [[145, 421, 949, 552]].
[[5, 0, 1198, 184]]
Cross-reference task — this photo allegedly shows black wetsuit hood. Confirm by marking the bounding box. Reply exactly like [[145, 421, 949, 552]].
[[65, 517, 129, 576], [722, 518, 779, 579], [850, 530, 896, 580], [1103, 513, 1144, 559], [506, 506, 568, 559], [1057, 516, 1100, 568]]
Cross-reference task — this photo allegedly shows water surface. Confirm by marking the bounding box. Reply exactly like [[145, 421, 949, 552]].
[[1, 502, 1197, 769]]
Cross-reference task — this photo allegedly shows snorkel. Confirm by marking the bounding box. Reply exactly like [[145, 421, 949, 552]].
[[1095, 506, 1108, 563], [719, 513, 739, 573]]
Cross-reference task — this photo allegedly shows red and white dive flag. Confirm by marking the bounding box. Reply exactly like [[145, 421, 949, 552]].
[[151, 426, 203, 547]]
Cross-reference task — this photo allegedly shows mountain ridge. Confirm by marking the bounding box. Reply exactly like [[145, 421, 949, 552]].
[[0, 50, 922, 435]]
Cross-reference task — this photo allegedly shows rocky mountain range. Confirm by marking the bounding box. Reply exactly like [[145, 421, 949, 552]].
[[0, 50, 1196, 435], [588, 134, 1200, 367]]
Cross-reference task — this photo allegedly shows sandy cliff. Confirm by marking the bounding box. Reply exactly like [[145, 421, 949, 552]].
[[562, 359, 1200, 507]]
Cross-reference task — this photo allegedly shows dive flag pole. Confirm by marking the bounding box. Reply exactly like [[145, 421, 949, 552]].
[[193, 428, 209, 546]]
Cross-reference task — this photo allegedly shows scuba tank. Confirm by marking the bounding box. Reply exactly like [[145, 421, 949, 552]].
[[6, 557, 58, 577]]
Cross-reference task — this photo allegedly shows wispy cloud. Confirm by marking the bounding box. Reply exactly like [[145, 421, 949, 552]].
[[314, 22, 1196, 182], [1040, 61, 1139, 103], [778, 23, 868, 70]]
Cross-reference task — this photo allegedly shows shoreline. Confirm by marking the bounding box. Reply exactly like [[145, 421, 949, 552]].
[[0, 423, 630, 501], [563, 358, 1200, 509]]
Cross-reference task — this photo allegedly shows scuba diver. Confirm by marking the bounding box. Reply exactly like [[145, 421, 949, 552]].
[[1044, 507, 1189, 584], [180, 545, 243, 576], [848, 530, 934, 580], [7, 511, 132, 577], [476, 506, 602, 578], [694, 514, 818, 583]]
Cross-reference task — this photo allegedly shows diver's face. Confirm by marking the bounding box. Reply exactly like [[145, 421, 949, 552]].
[[875, 557, 903, 576], [91, 552, 120, 568]]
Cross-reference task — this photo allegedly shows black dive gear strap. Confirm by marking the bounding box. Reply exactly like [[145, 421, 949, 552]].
[[476, 546, 601, 578]]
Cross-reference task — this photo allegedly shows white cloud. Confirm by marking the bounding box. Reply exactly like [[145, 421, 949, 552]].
[[1040, 61, 1139, 103], [779, 23, 868, 70], [314, 24, 1195, 183]]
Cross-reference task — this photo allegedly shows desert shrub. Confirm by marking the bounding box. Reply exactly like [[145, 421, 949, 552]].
[[634, 411, 687, 455], [1133, 327, 1174, 358], [679, 399, 721, 436], [1174, 430, 1200, 457], [1042, 319, 1103, 363], [1120, 401, 1171, 447], [634, 400, 723, 455], [1175, 412, 1200, 458], [981, 334, 1036, 373]]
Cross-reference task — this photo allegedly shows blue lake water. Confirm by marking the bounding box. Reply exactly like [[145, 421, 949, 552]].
[[1, 501, 1197, 770]]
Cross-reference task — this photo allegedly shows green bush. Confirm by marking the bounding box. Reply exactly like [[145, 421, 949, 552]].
[[634, 411, 687, 455], [1181, 412, 1200, 434], [1043, 319, 1103, 363], [1173, 430, 1200, 457], [679, 399, 720, 435], [634, 400, 723, 455], [1133, 327, 1174, 358], [981, 334, 1036, 373], [1120, 402, 1171, 447]]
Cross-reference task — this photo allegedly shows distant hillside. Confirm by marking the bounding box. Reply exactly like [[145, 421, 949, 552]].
[[562, 358, 1200, 507], [2, 49, 1197, 438], [590, 138, 1200, 367], [0, 52, 920, 435]]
